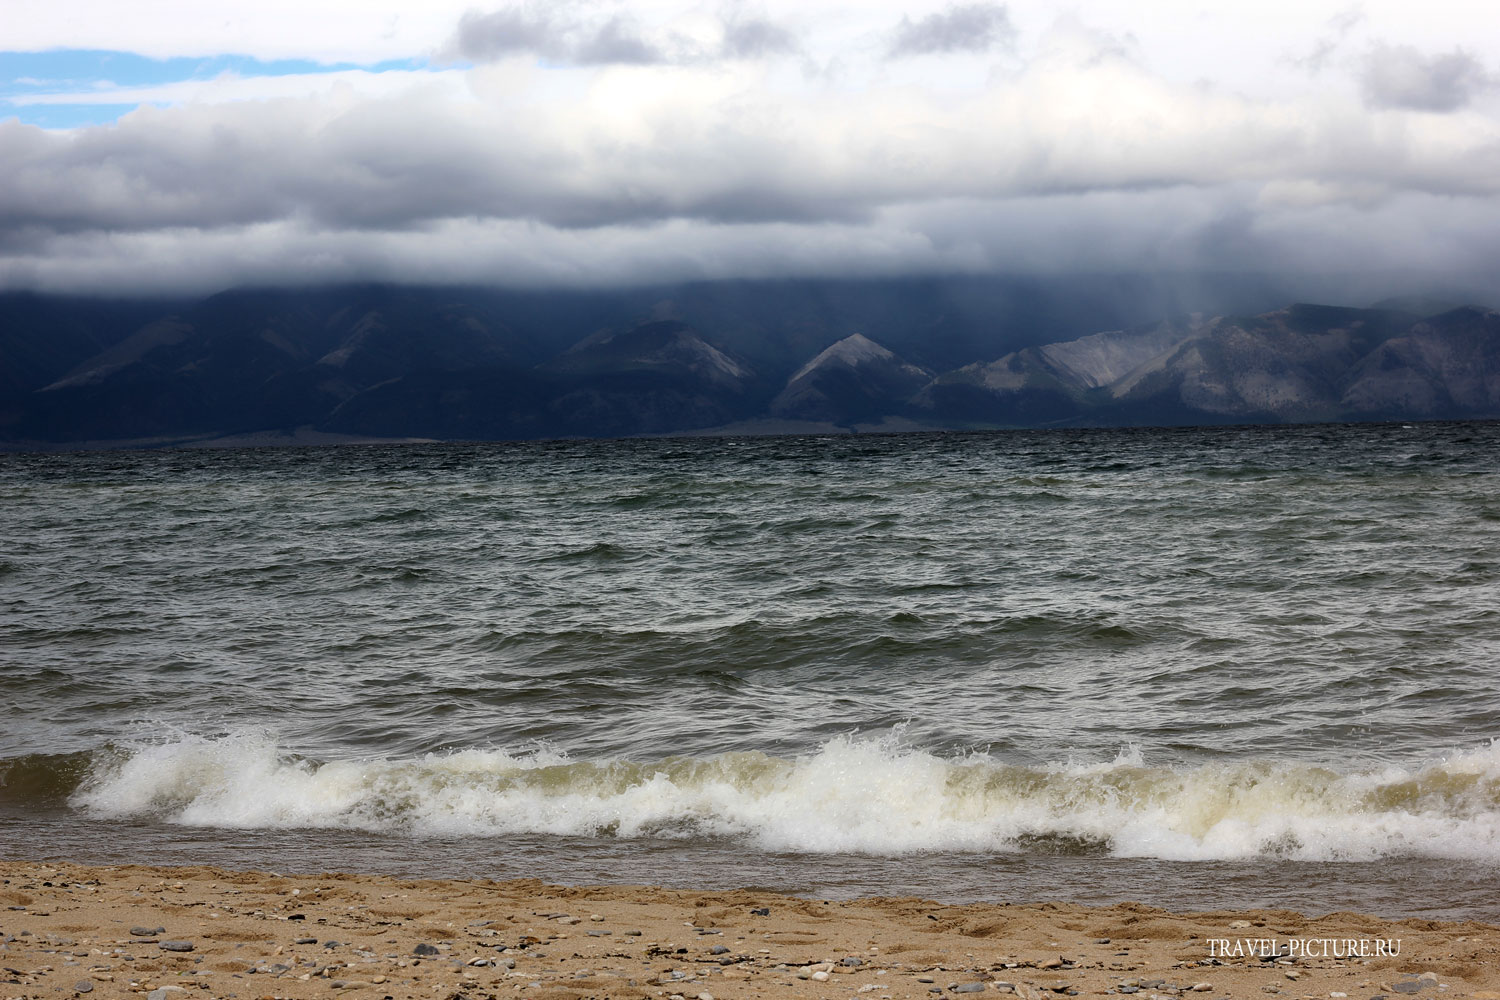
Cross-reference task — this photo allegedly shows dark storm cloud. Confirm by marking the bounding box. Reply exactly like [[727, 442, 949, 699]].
[[887, 2, 1015, 58], [452, 5, 666, 65], [12, 185, 1500, 300], [1359, 44, 1493, 112]]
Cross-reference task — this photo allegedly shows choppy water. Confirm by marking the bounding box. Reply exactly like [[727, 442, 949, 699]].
[[3, 423, 1500, 917]]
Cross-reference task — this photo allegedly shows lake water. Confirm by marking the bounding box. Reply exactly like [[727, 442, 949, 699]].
[[3, 422, 1499, 918]]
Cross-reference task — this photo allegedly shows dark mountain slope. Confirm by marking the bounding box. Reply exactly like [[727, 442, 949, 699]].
[[1101, 305, 1420, 425], [3, 284, 1499, 446], [328, 320, 760, 440], [15, 286, 531, 441], [0, 293, 182, 399], [913, 305, 1437, 428], [1340, 307, 1500, 419], [770, 334, 931, 424]]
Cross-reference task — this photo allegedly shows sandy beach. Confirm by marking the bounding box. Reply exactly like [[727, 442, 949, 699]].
[[0, 861, 1496, 1000]]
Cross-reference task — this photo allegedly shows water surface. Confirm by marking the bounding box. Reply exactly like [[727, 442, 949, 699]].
[[3, 423, 1498, 917]]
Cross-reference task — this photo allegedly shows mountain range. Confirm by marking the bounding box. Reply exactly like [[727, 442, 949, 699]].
[[1, 281, 1496, 448]]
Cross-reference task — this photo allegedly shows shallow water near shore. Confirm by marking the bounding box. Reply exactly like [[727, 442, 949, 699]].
[[3, 422, 1499, 918]]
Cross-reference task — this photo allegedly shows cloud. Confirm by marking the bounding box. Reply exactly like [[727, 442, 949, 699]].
[[452, 5, 666, 65], [7, 189, 1500, 300], [569, 15, 665, 65], [1289, 6, 1365, 74], [450, 6, 565, 61], [4, 52, 1499, 238], [447, 4, 800, 66], [887, 3, 1015, 58], [720, 16, 799, 59], [4, 56, 1498, 226], [6, 5, 1500, 295], [1358, 44, 1494, 112]]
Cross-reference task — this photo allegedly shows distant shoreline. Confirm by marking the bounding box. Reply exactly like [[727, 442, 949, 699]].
[[2, 415, 1497, 455]]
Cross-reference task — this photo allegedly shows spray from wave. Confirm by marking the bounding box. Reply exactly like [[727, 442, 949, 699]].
[[42, 731, 1500, 862]]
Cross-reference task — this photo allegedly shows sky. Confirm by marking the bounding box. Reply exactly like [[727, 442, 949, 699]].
[[3, 0, 1500, 295]]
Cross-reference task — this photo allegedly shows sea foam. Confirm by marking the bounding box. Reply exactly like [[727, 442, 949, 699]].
[[69, 732, 1500, 862]]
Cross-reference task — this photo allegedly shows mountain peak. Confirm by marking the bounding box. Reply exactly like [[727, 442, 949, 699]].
[[771, 334, 932, 423], [795, 333, 892, 374]]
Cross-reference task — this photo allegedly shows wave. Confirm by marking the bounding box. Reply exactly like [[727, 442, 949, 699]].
[[16, 732, 1500, 862], [0, 751, 97, 806]]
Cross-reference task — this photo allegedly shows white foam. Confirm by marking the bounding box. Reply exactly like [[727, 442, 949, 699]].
[[72, 732, 1500, 862]]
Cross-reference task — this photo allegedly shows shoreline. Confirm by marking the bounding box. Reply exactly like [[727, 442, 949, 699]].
[[1, 861, 1496, 999]]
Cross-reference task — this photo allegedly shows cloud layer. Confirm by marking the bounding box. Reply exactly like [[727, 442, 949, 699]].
[[3, 1, 1500, 294]]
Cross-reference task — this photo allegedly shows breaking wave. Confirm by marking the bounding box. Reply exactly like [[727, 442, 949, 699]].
[[33, 731, 1500, 862]]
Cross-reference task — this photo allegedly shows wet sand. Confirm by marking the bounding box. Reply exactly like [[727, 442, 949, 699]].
[[1, 860, 1496, 999]]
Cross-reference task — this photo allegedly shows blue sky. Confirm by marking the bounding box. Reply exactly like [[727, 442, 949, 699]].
[[1, 50, 431, 128]]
